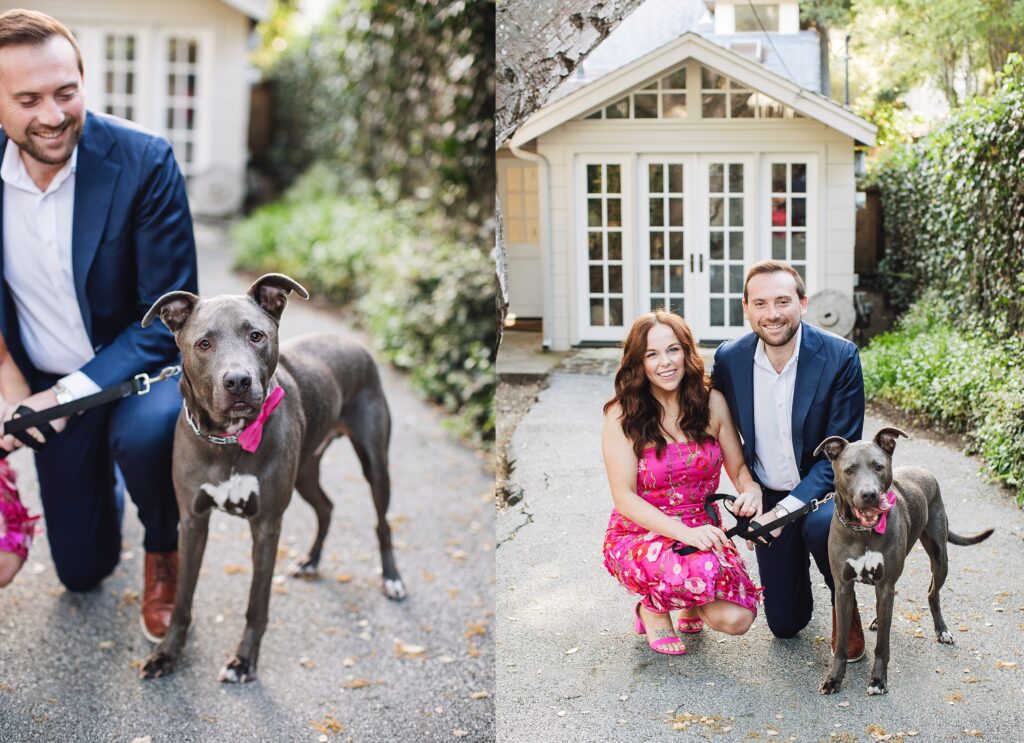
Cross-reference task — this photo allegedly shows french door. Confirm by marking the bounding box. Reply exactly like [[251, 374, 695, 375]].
[[637, 155, 752, 341]]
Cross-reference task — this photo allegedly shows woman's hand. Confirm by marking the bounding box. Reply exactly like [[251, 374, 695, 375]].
[[679, 523, 730, 552], [732, 488, 762, 518]]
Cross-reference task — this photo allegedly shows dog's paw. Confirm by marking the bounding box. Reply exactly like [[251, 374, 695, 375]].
[[383, 577, 407, 601], [866, 678, 887, 695], [287, 557, 319, 579], [869, 617, 878, 632], [218, 656, 257, 683], [937, 629, 955, 644], [819, 676, 842, 695], [141, 651, 175, 680]]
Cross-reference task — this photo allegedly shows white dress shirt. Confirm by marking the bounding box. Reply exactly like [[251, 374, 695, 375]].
[[751, 323, 802, 491], [1, 140, 99, 398]]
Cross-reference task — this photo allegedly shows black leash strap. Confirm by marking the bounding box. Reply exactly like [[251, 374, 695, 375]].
[[0, 365, 181, 457], [671, 491, 835, 556]]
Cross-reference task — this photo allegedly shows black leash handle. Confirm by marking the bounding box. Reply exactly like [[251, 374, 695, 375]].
[[0, 365, 180, 459], [671, 493, 752, 556]]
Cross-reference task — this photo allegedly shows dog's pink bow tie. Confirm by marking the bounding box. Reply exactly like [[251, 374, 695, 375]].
[[874, 488, 897, 534], [236, 387, 285, 453]]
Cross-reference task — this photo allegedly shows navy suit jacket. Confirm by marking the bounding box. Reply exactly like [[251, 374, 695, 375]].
[[0, 112, 198, 392], [711, 321, 865, 505]]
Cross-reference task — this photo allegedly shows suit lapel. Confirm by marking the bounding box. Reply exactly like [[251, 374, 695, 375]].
[[72, 113, 120, 338], [791, 323, 825, 467], [735, 334, 757, 464]]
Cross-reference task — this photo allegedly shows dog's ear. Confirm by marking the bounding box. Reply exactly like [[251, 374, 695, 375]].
[[142, 291, 199, 333], [874, 427, 909, 456], [814, 435, 849, 462], [247, 273, 310, 322]]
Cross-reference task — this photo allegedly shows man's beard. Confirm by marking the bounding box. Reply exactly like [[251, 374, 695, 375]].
[[14, 118, 82, 166], [755, 319, 799, 347]]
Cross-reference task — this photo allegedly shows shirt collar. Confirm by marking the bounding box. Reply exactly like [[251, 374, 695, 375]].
[[1, 139, 78, 195], [753, 322, 802, 374]]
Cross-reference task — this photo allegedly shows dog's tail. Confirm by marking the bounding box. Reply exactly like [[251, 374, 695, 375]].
[[948, 528, 994, 546]]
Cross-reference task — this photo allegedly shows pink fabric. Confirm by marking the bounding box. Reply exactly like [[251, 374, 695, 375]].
[[874, 488, 897, 534], [235, 387, 285, 453], [603, 439, 762, 614], [0, 459, 39, 560]]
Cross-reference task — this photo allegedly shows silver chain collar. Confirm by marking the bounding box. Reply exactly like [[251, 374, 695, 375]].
[[182, 400, 241, 446]]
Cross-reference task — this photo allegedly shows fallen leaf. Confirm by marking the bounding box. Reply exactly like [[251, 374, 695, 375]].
[[995, 661, 1018, 670], [470, 691, 489, 699], [342, 656, 356, 667], [964, 730, 983, 738], [565, 647, 580, 655], [947, 692, 964, 702], [0, 684, 16, 692], [131, 738, 152, 743], [464, 621, 487, 638], [421, 570, 436, 583], [448, 588, 460, 600], [964, 677, 979, 683], [200, 715, 217, 724], [837, 701, 850, 708], [452, 731, 469, 738], [394, 641, 427, 659], [224, 564, 247, 575], [449, 549, 468, 561], [309, 714, 344, 735], [436, 655, 455, 664], [299, 657, 316, 670], [119, 589, 139, 607], [903, 612, 922, 621], [339, 678, 373, 689], [98, 640, 115, 650], [336, 574, 352, 583]]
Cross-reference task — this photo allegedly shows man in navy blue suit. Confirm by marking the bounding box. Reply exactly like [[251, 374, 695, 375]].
[[711, 260, 866, 660], [0, 10, 197, 641]]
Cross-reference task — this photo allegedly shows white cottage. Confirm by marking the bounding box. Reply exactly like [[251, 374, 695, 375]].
[[0, 0, 267, 216], [501, 0, 876, 349]]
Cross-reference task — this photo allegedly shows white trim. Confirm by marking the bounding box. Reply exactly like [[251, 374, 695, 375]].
[[575, 155, 633, 342], [153, 27, 215, 177], [511, 32, 876, 148], [759, 153, 818, 293]]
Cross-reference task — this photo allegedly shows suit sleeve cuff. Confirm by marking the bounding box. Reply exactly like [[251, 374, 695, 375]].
[[58, 371, 102, 400]]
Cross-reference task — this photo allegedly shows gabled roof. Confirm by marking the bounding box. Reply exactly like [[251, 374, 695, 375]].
[[511, 31, 876, 148], [220, 0, 270, 20], [552, 0, 821, 100]]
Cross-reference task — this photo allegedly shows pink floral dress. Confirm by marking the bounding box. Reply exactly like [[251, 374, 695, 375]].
[[603, 439, 761, 614]]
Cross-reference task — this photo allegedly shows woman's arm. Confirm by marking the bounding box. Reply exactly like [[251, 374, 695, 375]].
[[709, 389, 762, 517], [602, 404, 728, 551], [0, 334, 30, 410]]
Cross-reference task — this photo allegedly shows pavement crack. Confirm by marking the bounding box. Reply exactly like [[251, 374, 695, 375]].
[[497, 505, 534, 548]]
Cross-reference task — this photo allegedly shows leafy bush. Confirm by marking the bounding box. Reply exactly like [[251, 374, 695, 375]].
[[232, 166, 495, 444], [869, 54, 1024, 337], [861, 297, 1024, 502]]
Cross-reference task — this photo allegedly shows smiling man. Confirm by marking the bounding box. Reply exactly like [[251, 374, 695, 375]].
[[0, 10, 197, 641], [711, 260, 866, 661]]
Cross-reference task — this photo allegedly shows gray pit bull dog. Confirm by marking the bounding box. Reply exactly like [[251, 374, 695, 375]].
[[139, 274, 405, 682], [814, 427, 992, 696]]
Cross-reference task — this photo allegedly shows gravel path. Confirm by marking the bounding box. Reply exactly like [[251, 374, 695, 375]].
[[0, 223, 495, 742], [497, 366, 1024, 743]]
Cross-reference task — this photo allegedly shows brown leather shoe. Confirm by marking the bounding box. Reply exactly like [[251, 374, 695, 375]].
[[141, 551, 178, 643], [831, 603, 866, 663]]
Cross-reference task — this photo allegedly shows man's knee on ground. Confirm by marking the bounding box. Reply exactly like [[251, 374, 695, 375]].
[[765, 609, 810, 638], [55, 554, 117, 593]]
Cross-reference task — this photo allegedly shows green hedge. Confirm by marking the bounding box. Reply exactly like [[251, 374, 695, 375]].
[[232, 165, 495, 444], [870, 54, 1024, 337], [861, 297, 1024, 502]]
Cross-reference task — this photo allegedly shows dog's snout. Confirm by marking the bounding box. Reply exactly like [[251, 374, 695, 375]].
[[223, 371, 252, 395], [860, 489, 878, 504]]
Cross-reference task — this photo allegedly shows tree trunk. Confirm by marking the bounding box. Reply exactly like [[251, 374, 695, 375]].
[[494, 0, 644, 342]]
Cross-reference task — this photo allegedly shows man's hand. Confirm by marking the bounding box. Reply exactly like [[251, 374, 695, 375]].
[[0, 388, 67, 451]]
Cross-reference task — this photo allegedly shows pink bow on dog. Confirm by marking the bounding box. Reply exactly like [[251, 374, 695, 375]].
[[874, 488, 897, 534], [236, 387, 285, 453]]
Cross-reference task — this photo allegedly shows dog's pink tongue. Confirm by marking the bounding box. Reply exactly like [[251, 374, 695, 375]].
[[873, 489, 897, 534]]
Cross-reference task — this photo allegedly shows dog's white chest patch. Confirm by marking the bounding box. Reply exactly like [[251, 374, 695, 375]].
[[201, 474, 259, 515], [847, 549, 885, 584]]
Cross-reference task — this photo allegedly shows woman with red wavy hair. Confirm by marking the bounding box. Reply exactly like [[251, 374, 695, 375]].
[[602, 310, 762, 655]]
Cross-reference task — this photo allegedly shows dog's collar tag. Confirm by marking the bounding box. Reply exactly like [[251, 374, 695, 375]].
[[873, 489, 897, 534]]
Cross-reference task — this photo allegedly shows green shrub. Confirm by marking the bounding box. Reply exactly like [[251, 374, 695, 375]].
[[232, 166, 495, 445], [869, 54, 1024, 337], [861, 297, 1024, 502]]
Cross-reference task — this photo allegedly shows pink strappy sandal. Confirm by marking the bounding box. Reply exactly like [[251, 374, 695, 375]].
[[634, 602, 686, 656], [0, 461, 39, 562]]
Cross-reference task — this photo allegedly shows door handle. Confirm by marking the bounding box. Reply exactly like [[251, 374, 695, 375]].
[[699, 255, 704, 272], [690, 255, 694, 272]]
